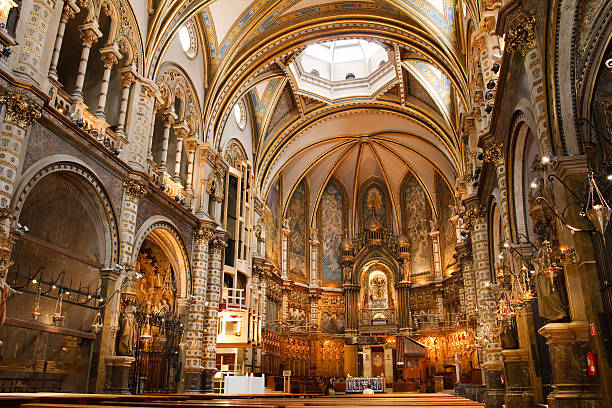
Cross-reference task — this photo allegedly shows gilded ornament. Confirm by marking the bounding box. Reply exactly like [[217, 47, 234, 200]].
[[101, 53, 118, 69], [80, 30, 99, 47], [505, 15, 536, 55], [0, 95, 42, 128], [483, 142, 504, 166], [123, 180, 147, 202], [120, 71, 135, 88], [194, 227, 214, 244], [465, 205, 486, 225], [483, 17, 496, 33]]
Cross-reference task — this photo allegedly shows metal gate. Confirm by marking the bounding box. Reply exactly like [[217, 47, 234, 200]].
[[127, 308, 183, 394]]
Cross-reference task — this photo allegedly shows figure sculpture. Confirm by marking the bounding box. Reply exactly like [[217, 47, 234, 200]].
[[117, 305, 138, 356], [533, 237, 566, 321]]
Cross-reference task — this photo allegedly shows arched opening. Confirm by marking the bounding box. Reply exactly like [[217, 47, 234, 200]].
[[1, 171, 111, 392], [358, 261, 395, 326], [56, 8, 90, 96]]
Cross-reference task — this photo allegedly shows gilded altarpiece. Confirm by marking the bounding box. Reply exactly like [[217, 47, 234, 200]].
[[435, 172, 456, 272], [319, 293, 345, 334], [318, 179, 348, 286], [265, 178, 281, 268], [287, 180, 308, 281], [401, 172, 433, 282]]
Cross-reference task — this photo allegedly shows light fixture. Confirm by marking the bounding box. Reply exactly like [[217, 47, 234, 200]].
[[491, 63, 500, 74], [486, 79, 496, 89], [503, 240, 511, 248], [585, 171, 611, 236], [484, 105, 493, 114], [541, 153, 556, 165], [92, 311, 103, 334], [530, 177, 540, 189], [485, 91, 494, 100]]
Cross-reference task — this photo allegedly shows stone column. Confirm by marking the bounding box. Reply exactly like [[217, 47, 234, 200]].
[[13, 0, 55, 85], [173, 137, 184, 181], [184, 224, 214, 393], [118, 179, 147, 266], [115, 69, 135, 136], [0, 94, 41, 208], [159, 109, 176, 172], [95, 46, 121, 120], [538, 321, 603, 407], [281, 220, 290, 279], [308, 290, 320, 328], [72, 24, 102, 102], [202, 230, 229, 392], [185, 141, 196, 194], [396, 281, 411, 334], [48, 1, 79, 81], [465, 202, 503, 407], [429, 229, 443, 279], [502, 348, 535, 408], [309, 229, 319, 287]]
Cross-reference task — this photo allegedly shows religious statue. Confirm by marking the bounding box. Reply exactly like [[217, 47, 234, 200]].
[[0, 262, 20, 345], [117, 305, 138, 356], [533, 237, 567, 321], [454, 352, 461, 384], [366, 189, 382, 215]]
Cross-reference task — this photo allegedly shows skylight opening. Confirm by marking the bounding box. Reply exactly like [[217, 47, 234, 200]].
[[179, 26, 191, 53]]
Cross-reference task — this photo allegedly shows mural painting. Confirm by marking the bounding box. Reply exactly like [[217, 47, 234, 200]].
[[319, 180, 344, 282], [402, 173, 432, 278], [265, 178, 281, 267], [288, 180, 307, 279], [435, 172, 456, 270], [361, 182, 389, 227]]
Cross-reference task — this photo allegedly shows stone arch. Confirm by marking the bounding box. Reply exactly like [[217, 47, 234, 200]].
[[11, 155, 120, 267], [155, 63, 202, 135], [99, 0, 120, 44], [223, 138, 248, 169], [351, 245, 400, 285], [507, 110, 539, 242], [131, 216, 192, 299]]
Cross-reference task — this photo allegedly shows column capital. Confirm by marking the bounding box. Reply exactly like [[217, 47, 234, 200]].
[[78, 22, 102, 47], [122, 179, 147, 202], [194, 222, 216, 244], [60, 2, 78, 22], [173, 122, 190, 139], [161, 108, 178, 126], [0, 94, 42, 128], [209, 230, 229, 254], [120, 70, 136, 87], [100, 45, 121, 68], [464, 204, 487, 226]]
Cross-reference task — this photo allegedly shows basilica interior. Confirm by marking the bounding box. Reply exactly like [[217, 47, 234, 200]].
[[0, 0, 610, 407]]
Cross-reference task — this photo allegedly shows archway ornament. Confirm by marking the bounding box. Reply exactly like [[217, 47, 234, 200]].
[[131, 217, 192, 299], [350, 246, 401, 286], [155, 64, 202, 135], [224, 138, 248, 169], [85, 0, 143, 71], [204, 20, 468, 148], [258, 105, 462, 200], [11, 156, 120, 267]]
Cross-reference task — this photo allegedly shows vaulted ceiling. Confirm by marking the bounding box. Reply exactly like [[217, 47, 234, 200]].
[[146, 0, 475, 228]]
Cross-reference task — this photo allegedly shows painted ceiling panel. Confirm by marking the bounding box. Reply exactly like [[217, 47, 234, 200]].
[[208, 0, 254, 46], [282, 0, 375, 16]]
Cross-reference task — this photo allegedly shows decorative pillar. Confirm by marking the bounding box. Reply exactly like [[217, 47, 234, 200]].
[[72, 23, 102, 102], [281, 219, 290, 279], [538, 322, 603, 408], [0, 94, 41, 208], [184, 224, 214, 393], [118, 179, 147, 266], [14, 0, 55, 85], [159, 109, 176, 172], [202, 229, 229, 392], [308, 290, 320, 328], [95, 46, 121, 120], [121, 80, 158, 172], [115, 69, 135, 136], [466, 202, 504, 408], [49, 1, 79, 81], [309, 229, 319, 287], [429, 228, 443, 279], [341, 238, 357, 336], [185, 141, 196, 194]]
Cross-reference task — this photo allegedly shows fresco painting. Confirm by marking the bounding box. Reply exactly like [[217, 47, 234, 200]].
[[288, 180, 307, 279], [320, 181, 344, 282], [265, 178, 280, 267], [435, 172, 456, 270], [403, 173, 432, 277]]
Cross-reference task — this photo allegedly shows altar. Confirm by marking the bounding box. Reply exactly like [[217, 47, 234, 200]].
[[346, 377, 385, 393]]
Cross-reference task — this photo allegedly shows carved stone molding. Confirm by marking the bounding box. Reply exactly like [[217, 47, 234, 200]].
[[194, 225, 215, 244], [505, 14, 536, 55], [0, 94, 42, 128], [465, 204, 487, 226]]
